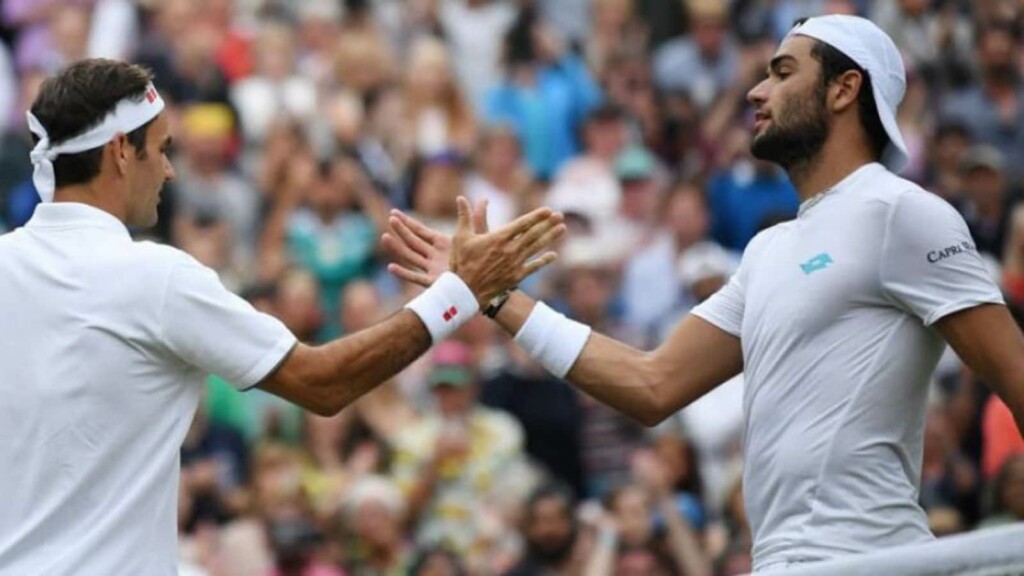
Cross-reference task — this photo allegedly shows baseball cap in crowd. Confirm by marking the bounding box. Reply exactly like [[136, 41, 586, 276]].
[[788, 15, 909, 172], [615, 145, 657, 181], [428, 341, 474, 388], [959, 144, 1005, 175], [677, 241, 738, 289]]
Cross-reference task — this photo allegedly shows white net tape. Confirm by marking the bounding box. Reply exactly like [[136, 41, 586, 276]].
[[754, 523, 1024, 575]]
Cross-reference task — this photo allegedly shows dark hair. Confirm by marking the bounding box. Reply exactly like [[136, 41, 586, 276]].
[[504, 5, 538, 67], [526, 480, 577, 518], [794, 18, 889, 162], [29, 58, 157, 189]]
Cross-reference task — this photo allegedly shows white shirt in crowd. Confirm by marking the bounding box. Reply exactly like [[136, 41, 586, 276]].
[[692, 163, 1004, 571], [0, 203, 296, 575]]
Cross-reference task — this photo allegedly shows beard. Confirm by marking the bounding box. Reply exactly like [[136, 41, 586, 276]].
[[527, 533, 576, 565], [750, 85, 830, 170]]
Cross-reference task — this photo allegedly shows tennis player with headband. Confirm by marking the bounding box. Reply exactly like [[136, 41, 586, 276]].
[[384, 15, 1024, 572], [0, 59, 565, 574]]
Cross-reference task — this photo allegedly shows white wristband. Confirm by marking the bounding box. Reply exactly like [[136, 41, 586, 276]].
[[513, 301, 591, 378], [405, 272, 480, 343]]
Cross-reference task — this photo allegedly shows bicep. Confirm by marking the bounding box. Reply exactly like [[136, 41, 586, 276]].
[[936, 304, 1024, 410], [648, 314, 744, 414]]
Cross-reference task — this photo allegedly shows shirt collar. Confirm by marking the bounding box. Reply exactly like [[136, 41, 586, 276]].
[[26, 202, 131, 237], [797, 162, 885, 218]]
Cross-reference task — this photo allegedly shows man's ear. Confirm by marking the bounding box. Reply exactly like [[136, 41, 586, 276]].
[[108, 132, 130, 176], [830, 70, 864, 114]]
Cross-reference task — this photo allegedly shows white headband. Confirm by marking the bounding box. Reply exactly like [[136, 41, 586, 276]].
[[27, 83, 165, 202]]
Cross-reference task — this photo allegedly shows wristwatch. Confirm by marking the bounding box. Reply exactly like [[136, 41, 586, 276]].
[[483, 289, 514, 319]]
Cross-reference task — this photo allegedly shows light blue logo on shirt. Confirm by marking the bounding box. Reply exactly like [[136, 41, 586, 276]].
[[801, 253, 834, 275]]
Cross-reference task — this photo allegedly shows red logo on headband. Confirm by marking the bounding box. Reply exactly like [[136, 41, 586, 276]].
[[145, 87, 158, 103]]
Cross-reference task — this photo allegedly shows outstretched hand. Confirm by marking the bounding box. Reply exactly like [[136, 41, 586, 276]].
[[383, 198, 565, 306]]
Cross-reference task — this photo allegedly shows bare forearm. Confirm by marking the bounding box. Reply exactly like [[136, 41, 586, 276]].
[[494, 292, 663, 424], [263, 311, 431, 416], [315, 311, 431, 406]]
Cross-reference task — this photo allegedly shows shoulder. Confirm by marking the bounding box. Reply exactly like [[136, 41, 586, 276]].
[[131, 241, 204, 271]]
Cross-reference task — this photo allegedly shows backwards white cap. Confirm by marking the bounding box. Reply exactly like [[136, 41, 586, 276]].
[[27, 83, 165, 202], [788, 15, 909, 172]]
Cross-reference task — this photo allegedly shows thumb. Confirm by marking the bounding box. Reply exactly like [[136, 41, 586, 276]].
[[472, 198, 489, 234], [455, 195, 472, 237]]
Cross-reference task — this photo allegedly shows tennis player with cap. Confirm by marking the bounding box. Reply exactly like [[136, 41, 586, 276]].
[[0, 59, 564, 575], [384, 15, 1024, 572]]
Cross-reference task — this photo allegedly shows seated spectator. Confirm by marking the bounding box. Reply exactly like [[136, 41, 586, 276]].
[[391, 341, 526, 565], [503, 481, 581, 576], [342, 475, 413, 576], [979, 454, 1024, 528]]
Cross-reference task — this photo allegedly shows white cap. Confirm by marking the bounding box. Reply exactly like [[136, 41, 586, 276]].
[[677, 241, 738, 288], [788, 15, 909, 172]]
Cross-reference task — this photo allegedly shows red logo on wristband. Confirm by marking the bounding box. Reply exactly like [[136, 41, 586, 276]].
[[443, 306, 458, 322], [145, 87, 158, 103]]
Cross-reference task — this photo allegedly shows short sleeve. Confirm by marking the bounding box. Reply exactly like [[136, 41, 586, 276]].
[[880, 190, 1004, 326], [160, 260, 297, 390], [690, 262, 746, 338]]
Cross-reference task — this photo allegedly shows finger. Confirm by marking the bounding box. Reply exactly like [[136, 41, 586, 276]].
[[472, 198, 489, 234], [390, 216, 434, 259], [387, 263, 432, 288], [520, 251, 559, 278], [455, 196, 471, 236], [512, 213, 564, 253], [381, 232, 429, 270], [497, 206, 554, 241], [521, 223, 566, 258], [391, 209, 440, 244]]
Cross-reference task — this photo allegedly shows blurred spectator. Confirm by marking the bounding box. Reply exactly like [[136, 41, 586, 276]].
[[545, 103, 630, 243], [979, 454, 1024, 528], [982, 393, 1024, 480], [284, 159, 381, 339], [481, 342, 586, 496], [940, 21, 1024, 181], [230, 20, 318, 147], [439, 0, 519, 110], [622, 181, 715, 341], [342, 475, 413, 576], [397, 37, 478, 162], [466, 124, 531, 229], [408, 547, 467, 576], [180, 402, 250, 530], [924, 121, 972, 202], [870, 0, 974, 89], [1004, 204, 1024, 309], [585, 0, 648, 81], [391, 341, 526, 564], [707, 144, 797, 252], [920, 405, 979, 532], [957, 144, 1016, 259], [653, 0, 738, 110], [484, 6, 601, 180], [503, 481, 580, 576], [173, 103, 261, 277], [669, 241, 745, 513]]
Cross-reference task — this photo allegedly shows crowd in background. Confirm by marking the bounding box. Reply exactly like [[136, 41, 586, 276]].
[[2, 0, 1024, 575]]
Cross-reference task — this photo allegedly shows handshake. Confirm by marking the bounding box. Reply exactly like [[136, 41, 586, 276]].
[[383, 196, 566, 325]]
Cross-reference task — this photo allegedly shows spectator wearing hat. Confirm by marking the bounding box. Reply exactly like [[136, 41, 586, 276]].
[[957, 144, 1018, 260], [390, 341, 526, 563], [342, 475, 413, 576]]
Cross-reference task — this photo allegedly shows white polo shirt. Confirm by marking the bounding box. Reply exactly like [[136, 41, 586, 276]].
[[691, 163, 1004, 571], [0, 203, 296, 575]]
